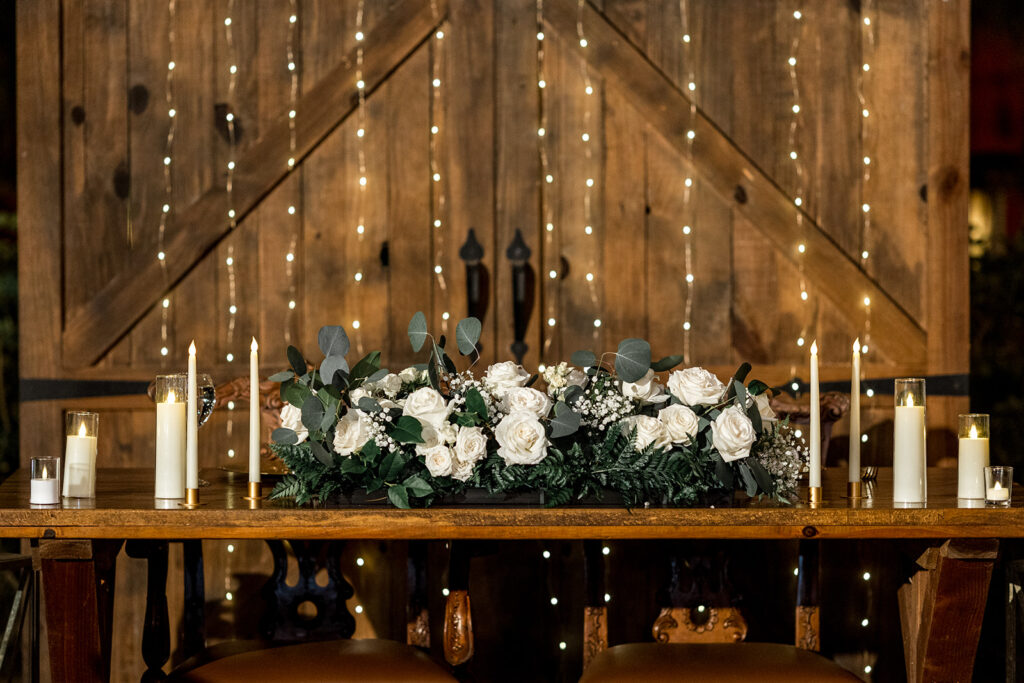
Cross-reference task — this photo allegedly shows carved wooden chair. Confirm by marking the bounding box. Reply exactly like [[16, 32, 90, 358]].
[[770, 391, 851, 468], [133, 377, 468, 681], [579, 539, 857, 682]]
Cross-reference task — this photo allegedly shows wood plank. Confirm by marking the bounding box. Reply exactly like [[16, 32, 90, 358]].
[[544, 0, 926, 364], [898, 539, 997, 682], [0, 468, 1022, 541], [445, 0, 496, 365], [15, 0, 64, 465], [495, 0, 542, 370], [62, 0, 448, 368], [925, 0, 970, 447]]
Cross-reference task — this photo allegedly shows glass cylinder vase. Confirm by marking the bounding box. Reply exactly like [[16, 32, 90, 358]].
[[893, 379, 926, 506], [957, 414, 990, 500], [63, 411, 98, 498], [155, 374, 188, 500]]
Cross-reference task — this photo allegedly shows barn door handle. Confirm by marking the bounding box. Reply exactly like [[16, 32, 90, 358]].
[[458, 229, 489, 343], [505, 229, 534, 364]]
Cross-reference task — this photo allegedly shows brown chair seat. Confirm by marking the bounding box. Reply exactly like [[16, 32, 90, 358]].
[[580, 642, 858, 683], [175, 638, 456, 683]]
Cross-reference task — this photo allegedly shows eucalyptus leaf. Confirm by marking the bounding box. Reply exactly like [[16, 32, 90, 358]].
[[562, 385, 584, 406], [287, 346, 307, 376], [366, 368, 389, 383], [713, 456, 734, 488], [408, 311, 428, 352], [309, 440, 333, 467], [730, 362, 752, 387], [427, 362, 439, 390], [391, 416, 425, 444], [455, 317, 482, 355], [454, 412, 480, 427], [747, 380, 770, 396], [465, 387, 488, 421], [320, 406, 339, 433], [550, 401, 581, 438], [271, 428, 298, 445], [318, 325, 350, 359], [301, 397, 326, 432], [358, 439, 380, 462], [738, 462, 758, 497], [282, 380, 310, 408], [357, 397, 383, 413], [732, 379, 749, 412], [268, 370, 294, 383], [404, 475, 433, 498], [748, 458, 773, 493], [320, 385, 342, 401], [614, 338, 651, 383], [651, 355, 684, 372], [746, 398, 763, 434], [570, 350, 597, 368], [388, 485, 410, 509], [320, 355, 350, 387]]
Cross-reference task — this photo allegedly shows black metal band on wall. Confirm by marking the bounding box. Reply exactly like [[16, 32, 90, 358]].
[[778, 373, 969, 398], [19, 379, 151, 402]]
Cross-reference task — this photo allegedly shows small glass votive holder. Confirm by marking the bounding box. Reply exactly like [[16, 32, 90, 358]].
[[30, 457, 61, 505], [985, 466, 1013, 507], [64, 411, 98, 498]]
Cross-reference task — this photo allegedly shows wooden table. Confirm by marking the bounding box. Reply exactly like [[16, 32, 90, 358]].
[[0, 467, 1010, 682]]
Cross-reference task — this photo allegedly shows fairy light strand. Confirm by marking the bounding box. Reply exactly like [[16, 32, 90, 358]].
[[537, 0, 556, 358], [284, 0, 300, 341], [430, 14, 450, 334], [859, 0, 876, 357], [577, 0, 601, 340], [788, 4, 811, 354], [679, 0, 696, 364], [158, 0, 177, 360], [351, 0, 367, 347], [223, 0, 239, 363]]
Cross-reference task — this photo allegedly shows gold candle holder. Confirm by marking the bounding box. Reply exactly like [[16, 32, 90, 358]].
[[243, 481, 265, 501], [808, 486, 823, 505], [181, 487, 202, 508], [847, 481, 863, 499]]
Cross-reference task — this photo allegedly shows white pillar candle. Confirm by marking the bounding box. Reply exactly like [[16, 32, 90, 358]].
[[186, 341, 199, 490], [63, 424, 97, 498], [249, 337, 261, 484], [808, 341, 821, 488], [848, 339, 861, 483], [155, 390, 187, 499], [893, 380, 927, 505], [958, 425, 989, 500]]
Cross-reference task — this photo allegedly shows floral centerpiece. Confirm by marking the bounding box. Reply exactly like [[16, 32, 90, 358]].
[[268, 314, 805, 508]]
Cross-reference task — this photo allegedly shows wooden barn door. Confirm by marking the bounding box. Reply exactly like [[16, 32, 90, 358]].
[[18, 1, 967, 676]]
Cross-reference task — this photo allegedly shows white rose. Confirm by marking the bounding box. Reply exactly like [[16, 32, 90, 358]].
[[402, 387, 451, 429], [752, 393, 776, 422], [416, 423, 443, 453], [399, 367, 420, 384], [451, 457, 476, 482], [505, 387, 553, 418], [711, 405, 757, 462], [454, 426, 488, 465], [379, 373, 402, 397], [422, 444, 454, 477], [279, 403, 308, 444], [659, 404, 699, 445], [621, 415, 671, 451], [483, 361, 530, 399], [668, 367, 726, 406], [333, 410, 371, 456], [495, 412, 549, 466], [621, 369, 670, 405], [439, 422, 459, 445]]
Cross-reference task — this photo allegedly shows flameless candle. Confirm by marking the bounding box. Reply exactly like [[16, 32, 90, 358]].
[[186, 341, 199, 491], [985, 466, 1012, 507], [154, 374, 187, 499], [848, 339, 861, 484], [957, 414, 989, 500], [63, 411, 98, 498], [893, 378, 927, 505], [249, 338, 261, 485], [808, 341, 821, 490], [31, 456, 60, 505]]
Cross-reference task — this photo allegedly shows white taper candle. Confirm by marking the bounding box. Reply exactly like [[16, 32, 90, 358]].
[[186, 341, 199, 490], [249, 337, 261, 484], [809, 340, 821, 488]]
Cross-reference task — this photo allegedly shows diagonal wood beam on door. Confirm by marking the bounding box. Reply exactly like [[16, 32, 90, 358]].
[[62, 0, 448, 368], [546, 0, 927, 363]]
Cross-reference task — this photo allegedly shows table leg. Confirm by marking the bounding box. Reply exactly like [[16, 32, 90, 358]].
[[125, 541, 170, 682], [39, 540, 122, 683], [898, 538, 998, 683]]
